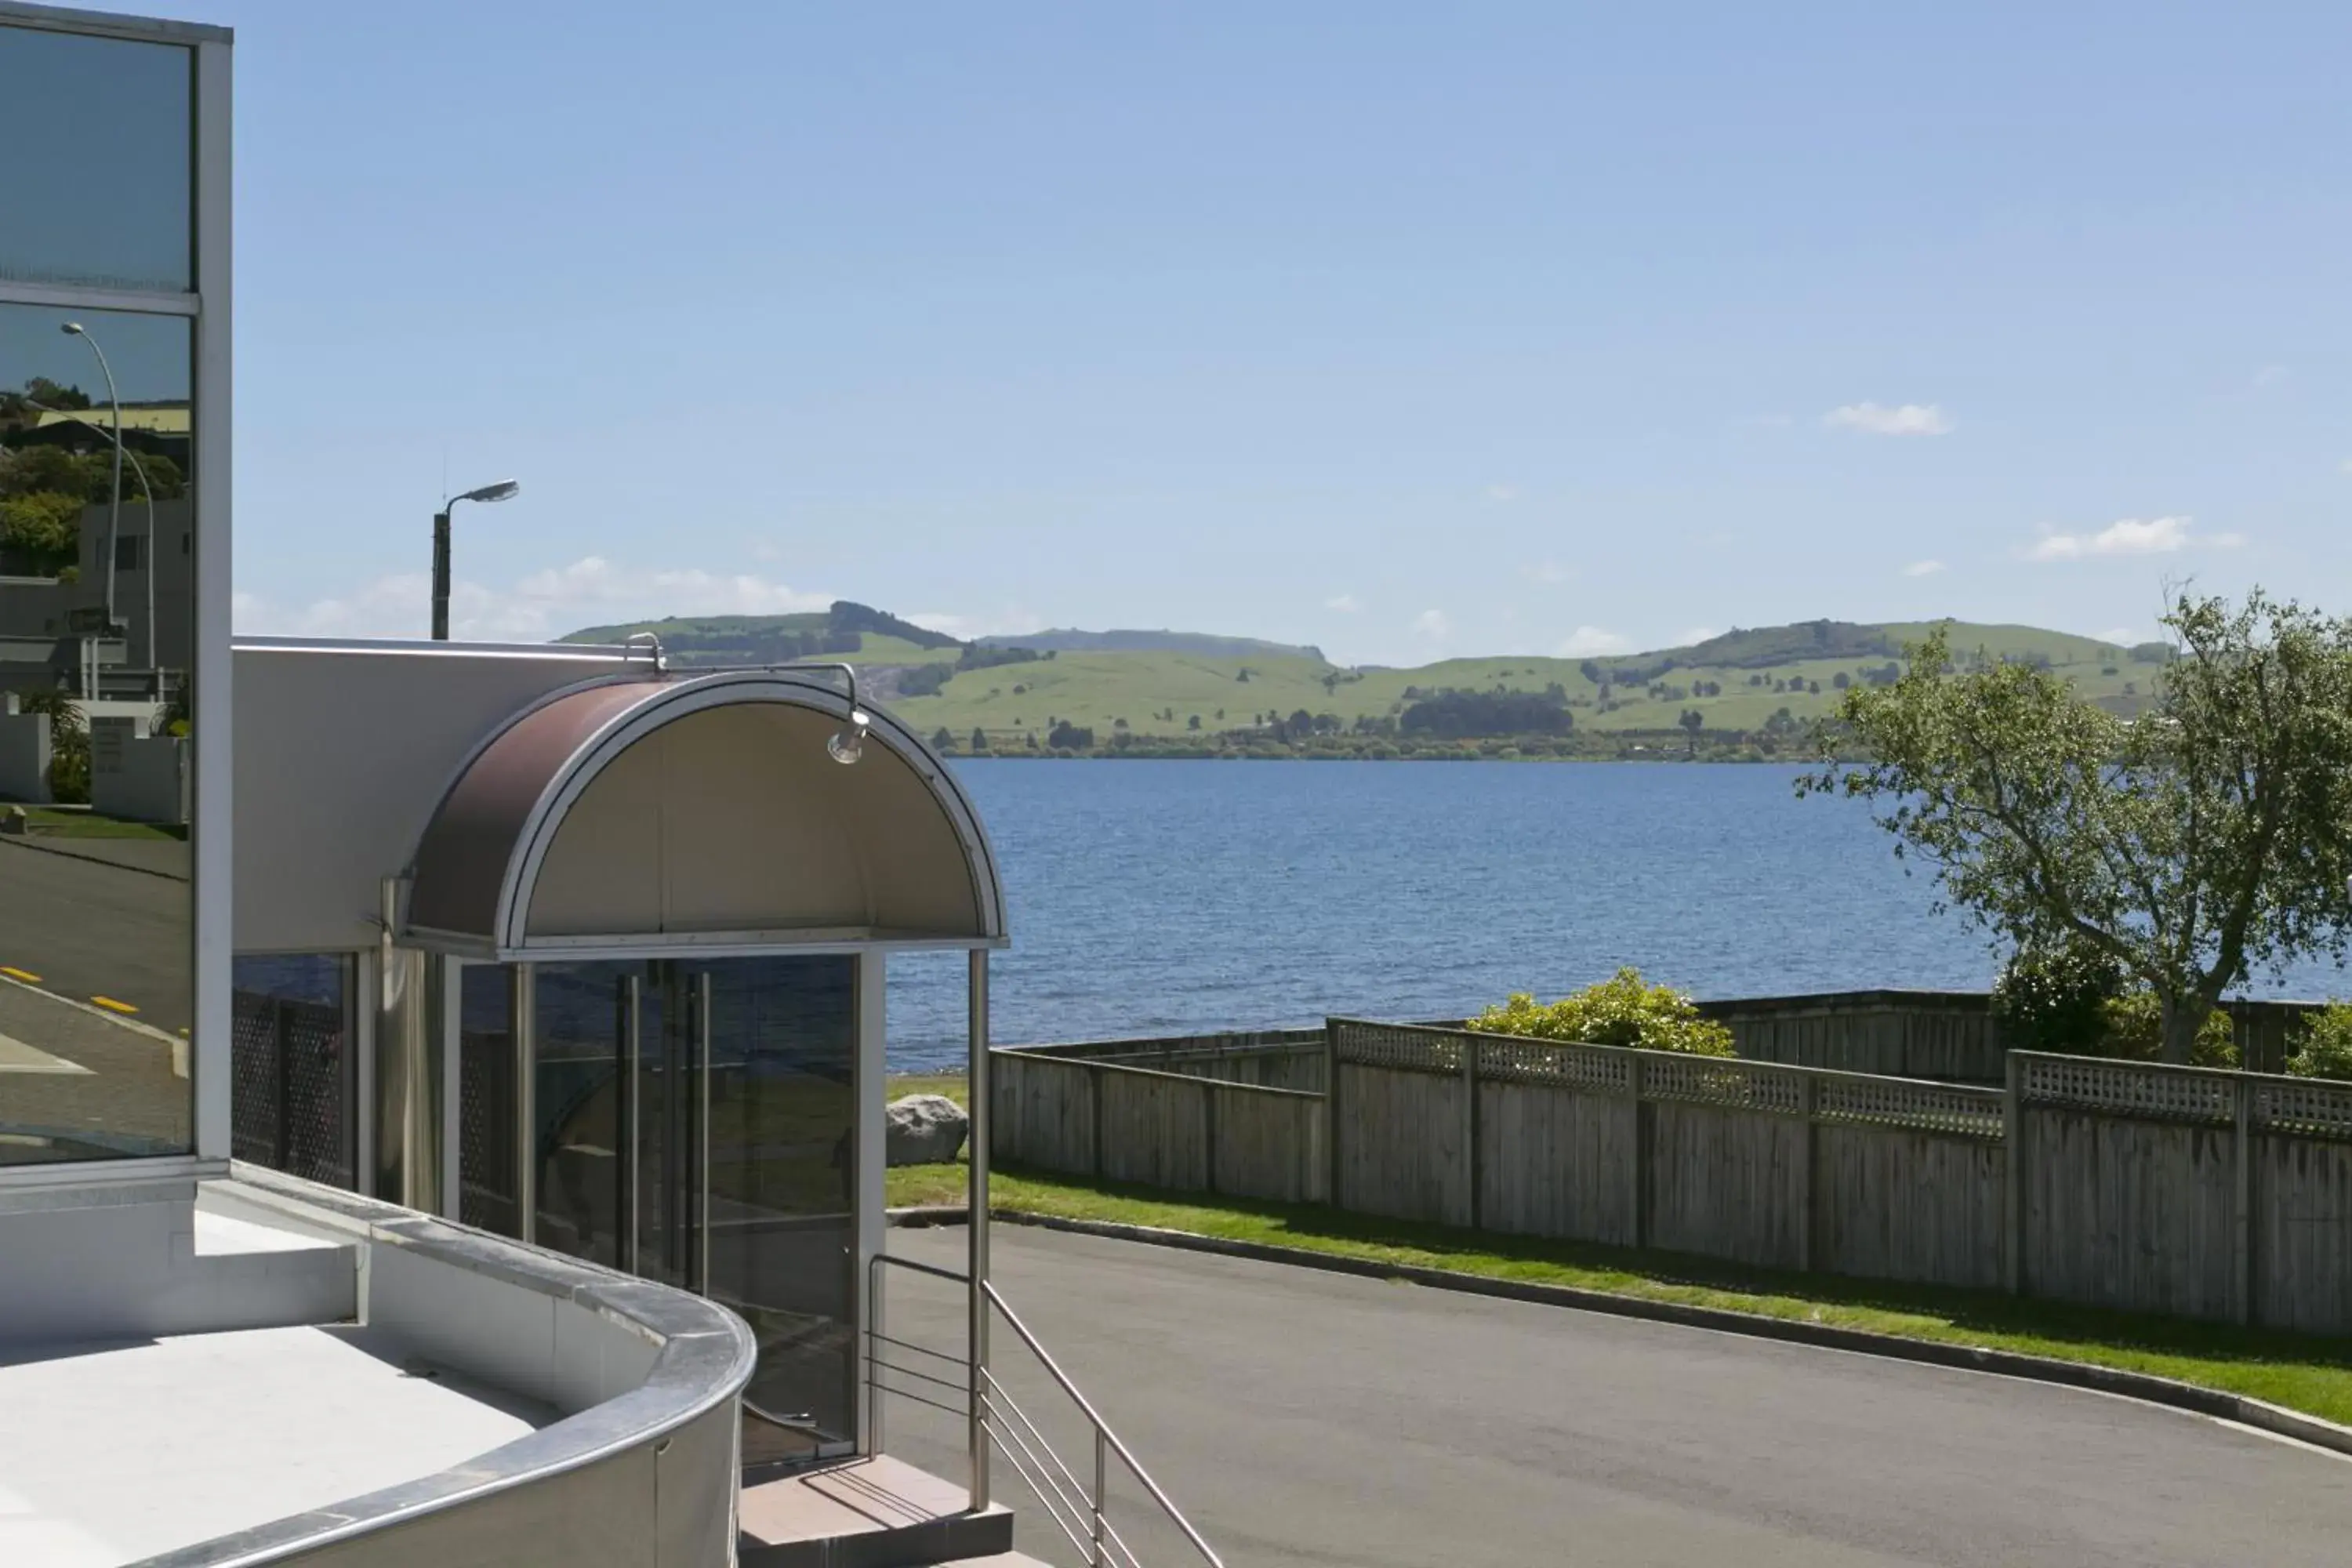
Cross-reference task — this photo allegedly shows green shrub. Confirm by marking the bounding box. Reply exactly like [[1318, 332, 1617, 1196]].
[[2095, 991, 2239, 1069], [1991, 941, 2122, 1054], [1468, 968, 1734, 1056], [2287, 1004, 2352, 1081]]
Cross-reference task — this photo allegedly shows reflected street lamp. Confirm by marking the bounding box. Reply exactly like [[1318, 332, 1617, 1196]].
[[59, 323, 123, 648], [35, 402, 160, 696], [431, 479, 519, 641]]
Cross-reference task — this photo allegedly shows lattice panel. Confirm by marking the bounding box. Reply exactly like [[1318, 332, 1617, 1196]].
[[229, 992, 281, 1167], [1642, 1055, 1806, 1115], [2256, 1079, 2352, 1141], [2020, 1056, 2231, 1123], [228, 993, 352, 1187], [1472, 1036, 1633, 1094], [1816, 1076, 2005, 1139], [1330, 1020, 1465, 1074]]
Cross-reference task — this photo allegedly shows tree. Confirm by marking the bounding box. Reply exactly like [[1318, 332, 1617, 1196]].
[[1678, 707, 1703, 757], [1803, 597, 2352, 1062], [1834, 671, 1851, 690], [970, 726, 989, 752], [930, 726, 955, 751], [1187, 713, 1202, 731]]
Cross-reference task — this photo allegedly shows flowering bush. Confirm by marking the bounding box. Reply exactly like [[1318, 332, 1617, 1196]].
[[2288, 1004, 2352, 1081], [1468, 968, 1734, 1056]]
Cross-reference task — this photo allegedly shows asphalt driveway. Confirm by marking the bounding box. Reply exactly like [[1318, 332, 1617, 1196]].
[[881, 1224, 2352, 1567]]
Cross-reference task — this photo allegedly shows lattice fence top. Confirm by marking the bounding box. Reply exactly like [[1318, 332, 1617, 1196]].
[[2019, 1055, 2232, 1123], [1472, 1035, 1632, 1094], [1334, 1018, 2004, 1136], [2255, 1077, 2352, 1140], [1330, 1020, 1466, 1073], [1642, 1054, 1807, 1116], [1817, 1075, 2005, 1139]]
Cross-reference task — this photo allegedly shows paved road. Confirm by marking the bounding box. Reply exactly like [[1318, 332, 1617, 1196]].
[[881, 1225, 2352, 1567], [0, 839, 189, 1033]]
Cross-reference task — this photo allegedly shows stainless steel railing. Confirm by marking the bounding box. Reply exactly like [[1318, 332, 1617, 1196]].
[[867, 1251, 1225, 1568]]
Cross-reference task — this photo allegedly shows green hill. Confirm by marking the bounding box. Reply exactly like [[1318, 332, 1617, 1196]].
[[553, 608, 2161, 746], [561, 601, 961, 666], [884, 620, 2161, 744], [976, 628, 1324, 660]]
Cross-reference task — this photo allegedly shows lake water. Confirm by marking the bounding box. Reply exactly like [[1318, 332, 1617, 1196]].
[[882, 760, 2352, 1071]]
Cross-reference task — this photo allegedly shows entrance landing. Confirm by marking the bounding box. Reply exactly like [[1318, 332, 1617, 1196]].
[[737, 1454, 1017, 1568]]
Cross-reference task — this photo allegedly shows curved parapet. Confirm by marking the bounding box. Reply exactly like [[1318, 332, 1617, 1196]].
[[97, 1166, 757, 1568]]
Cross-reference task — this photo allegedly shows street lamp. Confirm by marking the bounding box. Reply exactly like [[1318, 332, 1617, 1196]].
[[35, 402, 159, 696], [431, 479, 519, 641], [58, 323, 122, 644]]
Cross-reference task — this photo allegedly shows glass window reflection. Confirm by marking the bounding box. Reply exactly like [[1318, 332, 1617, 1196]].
[[0, 300, 193, 1164], [0, 25, 193, 292]]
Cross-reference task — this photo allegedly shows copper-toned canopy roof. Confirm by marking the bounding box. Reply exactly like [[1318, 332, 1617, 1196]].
[[403, 670, 1004, 957]]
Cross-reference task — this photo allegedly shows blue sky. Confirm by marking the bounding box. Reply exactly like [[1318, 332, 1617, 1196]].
[[134, 2, 2352, 662]]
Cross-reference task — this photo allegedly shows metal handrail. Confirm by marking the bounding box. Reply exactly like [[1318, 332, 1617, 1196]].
[[982, 1279, 1225, 1567], [864, 1253, 1225, 1568]]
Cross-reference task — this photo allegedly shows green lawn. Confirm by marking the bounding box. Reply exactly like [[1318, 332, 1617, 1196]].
[[884, 1075, 2352, 1425], [17, 808, 184, 841]]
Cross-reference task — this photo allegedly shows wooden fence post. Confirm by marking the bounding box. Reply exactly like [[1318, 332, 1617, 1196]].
[[1463, 1033, 1482, 1231], [1797, 1072, 1818, 1274], [2233, 1073, 2256, 1327], [2003, 1051, 2025, 1296], [1089, 1059, 1105, 1181], [1203, 1078, 1220, 1196], [1627, 1052, 1648, 1250], [1325, 1022, 1342, 1210]]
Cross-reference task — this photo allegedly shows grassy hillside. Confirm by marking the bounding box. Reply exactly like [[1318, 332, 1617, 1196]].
[[976, 628, 1324, 659], [887, 622, 2163, 743], [552, 608, 2161, 746]]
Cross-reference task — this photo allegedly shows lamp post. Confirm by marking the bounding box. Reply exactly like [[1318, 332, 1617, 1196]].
[[58, 323, 122, 644], [34, 402, 160, 696], [431, 479, 519, 640]]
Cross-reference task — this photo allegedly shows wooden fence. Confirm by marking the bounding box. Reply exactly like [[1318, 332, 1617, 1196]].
[[991, 1016, 2352, 1334], [990, 1047, 1328, 1204]]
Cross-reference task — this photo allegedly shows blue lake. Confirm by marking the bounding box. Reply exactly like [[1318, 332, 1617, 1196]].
[[883, 760, 2351, 1071]]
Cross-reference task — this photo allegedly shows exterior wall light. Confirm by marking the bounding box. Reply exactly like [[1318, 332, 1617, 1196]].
[[829, 713, 869, 765]]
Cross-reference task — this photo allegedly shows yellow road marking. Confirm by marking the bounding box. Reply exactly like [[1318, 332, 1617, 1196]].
[[0, 967, 40, 984], [90, 996, 139, 1015]]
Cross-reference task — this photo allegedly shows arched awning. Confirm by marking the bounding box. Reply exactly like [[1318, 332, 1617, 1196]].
[[402, 670, 1005, 958]]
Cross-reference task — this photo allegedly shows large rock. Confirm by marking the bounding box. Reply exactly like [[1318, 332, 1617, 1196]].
[[886, 1094, 969, 1167]]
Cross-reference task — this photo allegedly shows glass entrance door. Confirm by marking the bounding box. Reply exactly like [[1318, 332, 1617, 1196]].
[[524, 955, 860, 1468]]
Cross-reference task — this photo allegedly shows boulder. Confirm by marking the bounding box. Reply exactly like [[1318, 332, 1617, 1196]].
[[886, 1094, 969, 1167]]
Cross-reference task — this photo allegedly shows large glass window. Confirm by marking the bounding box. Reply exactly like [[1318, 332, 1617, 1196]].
[[458, 965, 518, 1232], [0, 27, 193, 292], [0, 302, 194, 1165], [230, 955, 355, 1189]]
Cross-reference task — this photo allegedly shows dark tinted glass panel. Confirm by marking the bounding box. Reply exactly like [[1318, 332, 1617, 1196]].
[[0, 25, 192, 292], [230, 954, 354, 1189], [0, 302, 191, 1164], [707, 955, 858, 1461], [534, 961, 633, 1266], [458, 965, 517, 1232]]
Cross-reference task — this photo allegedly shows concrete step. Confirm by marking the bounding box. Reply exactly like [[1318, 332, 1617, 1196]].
[[739, 1454, 1016, 1568]]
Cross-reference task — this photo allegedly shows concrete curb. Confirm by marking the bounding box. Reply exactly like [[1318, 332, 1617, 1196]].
[[0, 832, 190, 883], [887, 1204, 2352, 1462]]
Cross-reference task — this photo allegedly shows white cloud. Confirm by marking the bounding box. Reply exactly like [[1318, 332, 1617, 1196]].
[[1411, 608, 1451, 639], [1901, 558, 1947, 578], [906, 608, 1046, 641], [1523, 561, 1574, 586], [236, 556, 833, 642], [2339, 458, 2352, 476], [2092, 627, 2142, 646], [2253, 363, 2290, 389], [1324, 593, 1363, 614], [1555, 626, 1631, 657], [1483, 483, 1522, 504], [1824, 401, 1955, 437], [2024, 516, 2244, 562], [1673, 627, 1721, 647]]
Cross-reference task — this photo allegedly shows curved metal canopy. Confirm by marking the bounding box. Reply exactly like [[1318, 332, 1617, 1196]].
[[403, 670, 1005, 958]]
